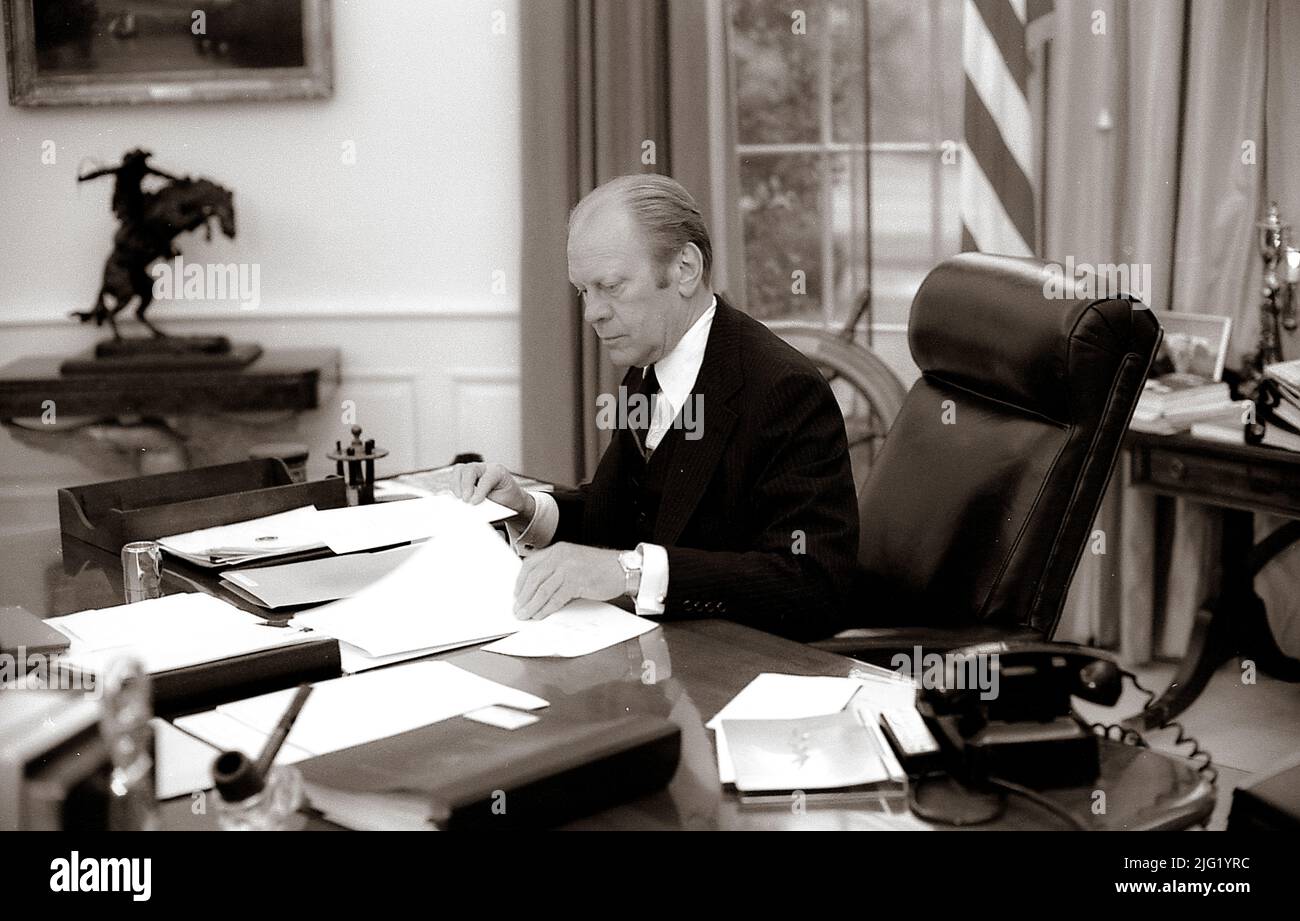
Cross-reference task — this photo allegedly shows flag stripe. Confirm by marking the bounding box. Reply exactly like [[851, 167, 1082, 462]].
[[1027, 0, 1054, 24], [962, 1, 1035, 180], [963, 76, 1037, 251], [960, 149, 1032, 256], [974, 0, 1030, 94]]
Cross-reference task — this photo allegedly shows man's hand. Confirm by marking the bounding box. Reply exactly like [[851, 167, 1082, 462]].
[[451, 461, 534, 520], [514, 542, 625, 620]]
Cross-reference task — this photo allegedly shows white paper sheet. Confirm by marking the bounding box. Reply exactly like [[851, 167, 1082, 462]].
[[152, 718, 220, 800], [311, 495, 513, 555], [173, 710, 314, 765], [46, 593, 316, 676], [220, 544, 421, 609], [707, 673, 867, 785], [156, 506, 325, 566], [291, 507, 523, 657], [305, 785, 437, 832], [206, 660, 547, 757], [482, 601, 657, 658]]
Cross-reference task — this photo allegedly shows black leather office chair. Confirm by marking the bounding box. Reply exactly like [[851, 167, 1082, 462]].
[[817, 252, 1162, 662]]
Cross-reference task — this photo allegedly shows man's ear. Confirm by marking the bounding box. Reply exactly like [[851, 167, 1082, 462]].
[[676, 242, 704, 297]]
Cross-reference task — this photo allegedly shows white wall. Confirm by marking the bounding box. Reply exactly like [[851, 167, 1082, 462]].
[[0, 0, 523, 533]]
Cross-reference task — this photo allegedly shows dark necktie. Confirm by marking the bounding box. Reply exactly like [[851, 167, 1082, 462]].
[[631, 364, 659, 457]]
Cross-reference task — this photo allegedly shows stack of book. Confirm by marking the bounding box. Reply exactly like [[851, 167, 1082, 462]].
[[1131, 374, 1244, 434], [1265, 359, 1300, 433], [1184, 360, 1300, 453]]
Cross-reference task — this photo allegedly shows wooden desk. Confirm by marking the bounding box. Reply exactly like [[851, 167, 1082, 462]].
[[2, 527, 1215, 831], [1126, 431, 1300, 727], [0, 348, 336, 418]]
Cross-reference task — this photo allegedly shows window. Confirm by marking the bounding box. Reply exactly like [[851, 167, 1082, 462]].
[[727, 0, 962, 330]]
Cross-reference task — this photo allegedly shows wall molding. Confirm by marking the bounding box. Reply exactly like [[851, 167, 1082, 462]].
[[0, 304, 519, 328]]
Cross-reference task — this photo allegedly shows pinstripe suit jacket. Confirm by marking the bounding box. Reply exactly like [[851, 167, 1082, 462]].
[[553, 298, 859, 641]]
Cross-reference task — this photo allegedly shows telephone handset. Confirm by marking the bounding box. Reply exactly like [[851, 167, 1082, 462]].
[[916, 641, 1124, 788]]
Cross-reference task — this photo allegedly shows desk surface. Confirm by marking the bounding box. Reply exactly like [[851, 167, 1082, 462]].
[[3, 528, 1216, 831]]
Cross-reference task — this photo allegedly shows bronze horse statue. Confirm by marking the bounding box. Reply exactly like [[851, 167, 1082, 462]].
[[75, 150, 236, 338]]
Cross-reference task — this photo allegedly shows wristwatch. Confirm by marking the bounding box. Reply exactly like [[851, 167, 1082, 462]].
[[618, 548, 644, 599]]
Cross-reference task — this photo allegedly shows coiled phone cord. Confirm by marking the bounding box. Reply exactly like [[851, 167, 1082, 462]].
[[1086, 670, 1218, 785]]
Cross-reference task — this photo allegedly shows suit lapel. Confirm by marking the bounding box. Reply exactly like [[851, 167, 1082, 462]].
[[653, 299, 742, 546]]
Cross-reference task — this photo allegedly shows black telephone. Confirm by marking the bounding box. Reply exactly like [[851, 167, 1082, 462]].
[[916, 641, 1123, 789]]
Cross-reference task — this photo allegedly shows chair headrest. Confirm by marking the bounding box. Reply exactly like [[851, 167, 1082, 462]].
[[909, 252, 1156, 424]]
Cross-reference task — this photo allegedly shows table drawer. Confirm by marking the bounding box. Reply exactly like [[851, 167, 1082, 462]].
[[1144, 446, 1300, 511]]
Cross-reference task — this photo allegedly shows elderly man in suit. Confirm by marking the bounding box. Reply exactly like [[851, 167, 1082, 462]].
[[454, 174, 858, 641]]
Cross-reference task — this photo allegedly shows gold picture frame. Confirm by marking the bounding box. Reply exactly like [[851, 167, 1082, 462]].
[[4, 0, 332, 107]]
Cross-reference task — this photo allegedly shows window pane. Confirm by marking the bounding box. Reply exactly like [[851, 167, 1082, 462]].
[[729, 0, 825, 144], [828, 153, 869, 326], [737, 153, 824, 321], [870, 150, 933, 325], [867, 0, 932, 143], [830, 0, 866, 144]]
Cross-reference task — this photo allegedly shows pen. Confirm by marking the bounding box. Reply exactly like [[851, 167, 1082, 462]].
[[254, 683, 313, 778]]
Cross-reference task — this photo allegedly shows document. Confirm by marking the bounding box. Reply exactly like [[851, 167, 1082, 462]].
[[388, 465, 554, 496], [156, 496, 513, 569], [303, 785, 437, 832], [482, 601, 657, 658], [220, 544, 421, 609], [290, 507, 523, 657], [310, 494, 513, 555], [175, 660, 548, 759], [46, 592, 317, 676], [172, 710, 315, 766], [707, 673, 886, 786], [723, 708, 897, 793], [157, 506, 325, 567], [152, 718, 219, 800]]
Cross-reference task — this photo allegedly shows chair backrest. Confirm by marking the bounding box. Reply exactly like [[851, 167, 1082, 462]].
[[855, 252, 1161, 634]]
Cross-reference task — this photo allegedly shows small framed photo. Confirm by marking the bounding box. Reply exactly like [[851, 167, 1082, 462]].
[[1154, 311, 1232, 382], [3, 0, 332, 107]]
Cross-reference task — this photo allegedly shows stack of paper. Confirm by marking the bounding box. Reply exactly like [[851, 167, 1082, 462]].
[[707, 672, 916, 787], [157, 506, 325, 567], [45, 593, 318, 676], [724, 709, 897, 795], [1132, 374, 1240, 434], [388, 465, 554, 496], [173, 660, 548, 764], [220, 544, 420, 610], [287, 500, 657, 669], [157, 496, 515, 569], [291, 507, 524, 661]]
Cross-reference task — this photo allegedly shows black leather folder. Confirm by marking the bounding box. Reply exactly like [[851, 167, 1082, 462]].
[[1228, 757, 1300, 831], [297, 697, 681, 830], [150, 638, 342, 718]]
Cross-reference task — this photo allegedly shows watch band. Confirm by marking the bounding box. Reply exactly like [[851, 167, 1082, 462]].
[[620, 548, 643, 599]]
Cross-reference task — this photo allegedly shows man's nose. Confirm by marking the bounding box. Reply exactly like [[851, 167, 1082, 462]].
[[582, 294, 610, 325]]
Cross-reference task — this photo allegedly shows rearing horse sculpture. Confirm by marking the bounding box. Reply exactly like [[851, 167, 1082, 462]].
[[75, 150, 236, 338]]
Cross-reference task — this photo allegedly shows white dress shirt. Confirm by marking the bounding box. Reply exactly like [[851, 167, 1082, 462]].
[[507, 296, 718, 616]]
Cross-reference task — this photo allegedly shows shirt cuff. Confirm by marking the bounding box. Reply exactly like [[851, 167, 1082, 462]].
[[504, 491, 559, 554], [634, 542, 668, 616]]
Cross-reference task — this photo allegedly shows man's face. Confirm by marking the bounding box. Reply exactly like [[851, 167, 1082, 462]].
[[567, 202, 684, 368]]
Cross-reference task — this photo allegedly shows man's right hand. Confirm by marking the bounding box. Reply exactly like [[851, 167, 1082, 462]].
[[451, 461, 535, 520]]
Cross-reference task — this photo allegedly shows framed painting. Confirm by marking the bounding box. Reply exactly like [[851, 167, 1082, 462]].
[[1155, 311, 1233, 382], [3, 0, 332, 106]]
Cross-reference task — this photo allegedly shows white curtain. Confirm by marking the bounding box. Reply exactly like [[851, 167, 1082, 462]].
[[1046, 0, 1300, 661]]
